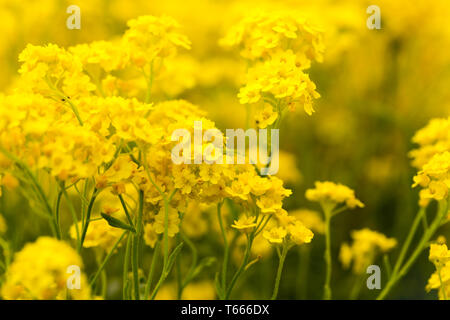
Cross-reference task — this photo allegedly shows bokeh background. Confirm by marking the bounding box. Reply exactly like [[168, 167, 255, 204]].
[[1, 0, 450, 299]]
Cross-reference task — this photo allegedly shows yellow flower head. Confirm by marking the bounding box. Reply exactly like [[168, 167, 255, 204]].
[[305, 181, 364, 210], [153, 206, 180, 237], [231, 215, 257, 233], [1, 237, 91, 300], [339, 228, 397, 274], [255, 105, 278, 129], [429, 244, 450, 267], [263, 227, 287, 244]]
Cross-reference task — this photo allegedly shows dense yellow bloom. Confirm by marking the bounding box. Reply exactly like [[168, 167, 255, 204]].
[[339, 229, 397, 274], [412, 151, 450, 205], [123, 15, 191, 68], [238, 50, 320, 115], [1, 237, 91, 300], [220, 10, 324, 63], [429, 244, 450, 267], [305, 181, 364, 210], [409, 117, 450, 170], [265, 211, 314, 246], [427, 244, 450, 299]]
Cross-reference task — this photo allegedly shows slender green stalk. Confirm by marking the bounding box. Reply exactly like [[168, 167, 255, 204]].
[[217, 202, 229, 290], [60, 184, 80, 245], [79, 188, 99, 251], [225, 235, 254, 299], [296, 245, 311, 299], [90, 231, 127, 287], [0, 145, 59, 238], [122, 234, 132, 300], [144, 241, 160, 300], [118, 194, 135, 228], [271, 244, 289, 300], [392, 207, 426, 276], [377, 200, 448, 300], [181, 231, 198, 288], [54, 190, 63, 239], [132, 190, 144, 300], [323, 213, 332, 300]]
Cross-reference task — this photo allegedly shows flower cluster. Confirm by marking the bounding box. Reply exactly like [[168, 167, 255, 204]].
[[1, 237, 91, 300], [426, 243, 450, 300], [221, 10, 324, 128], [339, 229, 397, 274], [305, 181, 364, 211]]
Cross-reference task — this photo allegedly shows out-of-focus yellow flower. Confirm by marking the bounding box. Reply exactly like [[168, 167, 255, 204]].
[[1, 237, 91, 300], [339, 229, 397, 274], [290, 209, 325, 234], [70, 218, 124, 252], [123, 15, 191, 68], [153, 206, 180, 237]]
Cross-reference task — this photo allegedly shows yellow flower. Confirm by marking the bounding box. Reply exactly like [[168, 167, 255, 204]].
[[1, 237, 91, 300], [123, 15, 190, 68], [291, 209, 325, 234], [255, 105, 278, 129], [306, 181, 364, 210], [70, 219, 124, 252], [153, 206, 180, 237], [263, 227, 287, 244], [429, 244, 450, 267], [340, 229, 397, 274], [231, 215, 257, 233], [287, 221, 314, 245], [144, 223, 158, 248]]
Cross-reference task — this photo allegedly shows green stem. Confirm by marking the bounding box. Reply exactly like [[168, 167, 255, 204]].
[[377, 200, 448, 300], [122, 234, 132, 300], [60, 184, 80, 245], [323, 213, 332, 300], [132, 190, 144, 300], [225, 235, 254, 299], [79, 188, 99, 251], [217, 202, 229, 290], [271, 244, 289, 300], [90, 231, 127, 287], [144, 241, 160, 300], [118, 194, 135, 228], [0, 145, 59, 239], [392, 207, 426, 276]]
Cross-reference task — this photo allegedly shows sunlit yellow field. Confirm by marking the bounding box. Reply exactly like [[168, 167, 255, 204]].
[[0, 0, 449, 300]]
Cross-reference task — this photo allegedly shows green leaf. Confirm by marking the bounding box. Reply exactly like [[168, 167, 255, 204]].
[[101, 212, 136, 233], [165, 242, 184, 274]]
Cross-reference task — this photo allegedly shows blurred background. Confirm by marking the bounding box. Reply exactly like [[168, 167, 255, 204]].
[[1, 0, 450, 299]]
